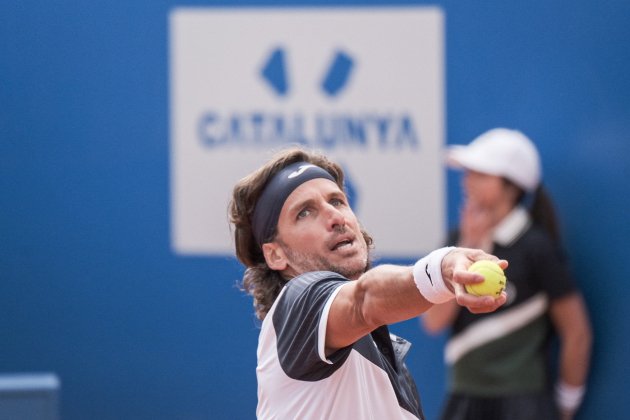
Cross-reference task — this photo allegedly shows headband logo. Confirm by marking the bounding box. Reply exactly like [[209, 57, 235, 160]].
[[287, 164, 316, 179]]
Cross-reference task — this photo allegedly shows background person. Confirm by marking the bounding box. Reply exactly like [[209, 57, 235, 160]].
[[421, 128, 592, 420], [229, 147, 507, 419]]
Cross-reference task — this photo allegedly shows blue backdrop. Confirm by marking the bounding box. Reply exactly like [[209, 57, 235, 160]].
[[2, 1, 629, 419]]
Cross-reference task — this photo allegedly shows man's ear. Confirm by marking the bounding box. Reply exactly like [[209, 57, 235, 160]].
[[262, 242, 287, 271]]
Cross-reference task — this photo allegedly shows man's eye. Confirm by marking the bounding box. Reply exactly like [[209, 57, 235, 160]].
[[330, 198, 344, 206], [297, 208, 311, 219]]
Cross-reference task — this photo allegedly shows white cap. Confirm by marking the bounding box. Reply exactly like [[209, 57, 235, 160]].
[[447, 128, 541, 192]]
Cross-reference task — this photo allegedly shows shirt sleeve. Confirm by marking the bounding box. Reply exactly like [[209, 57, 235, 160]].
[[271, 271, 351, 381]]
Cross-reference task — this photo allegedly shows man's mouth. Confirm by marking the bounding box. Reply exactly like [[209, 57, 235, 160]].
[[331, 238, 354, 251]]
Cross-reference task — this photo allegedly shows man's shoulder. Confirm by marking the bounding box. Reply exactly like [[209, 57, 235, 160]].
[[278, 271, 349, 307], [291, 271, 348, 285]]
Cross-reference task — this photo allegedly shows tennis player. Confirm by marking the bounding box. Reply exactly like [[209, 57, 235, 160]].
[[229, 147, 507, 419]]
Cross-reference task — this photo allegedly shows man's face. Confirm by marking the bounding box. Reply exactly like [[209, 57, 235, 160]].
[[270, 178, 369, 280]]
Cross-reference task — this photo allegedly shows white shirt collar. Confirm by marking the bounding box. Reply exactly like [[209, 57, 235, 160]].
[[493, 206, 532, 246]]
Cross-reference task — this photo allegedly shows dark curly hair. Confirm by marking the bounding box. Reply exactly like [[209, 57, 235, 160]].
[[229, 147, 373, 320]]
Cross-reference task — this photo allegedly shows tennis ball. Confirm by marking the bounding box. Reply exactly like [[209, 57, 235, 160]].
[[465, 260, 506, 297]]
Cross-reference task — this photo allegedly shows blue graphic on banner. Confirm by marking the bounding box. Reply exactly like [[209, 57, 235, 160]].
[[197, 46, 420, 151], [261, 47, 289, 96], [321, 51, 354, 97], [341, 163, 359, 212]]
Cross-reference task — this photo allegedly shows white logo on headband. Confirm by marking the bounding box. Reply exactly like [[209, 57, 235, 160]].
[[288, 164, 316, 179]]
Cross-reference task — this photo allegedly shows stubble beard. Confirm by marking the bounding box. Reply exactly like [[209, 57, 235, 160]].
[[279, 242, 369, 280]]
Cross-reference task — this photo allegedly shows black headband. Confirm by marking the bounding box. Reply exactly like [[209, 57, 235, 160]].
[[252, 162, 336, 246]]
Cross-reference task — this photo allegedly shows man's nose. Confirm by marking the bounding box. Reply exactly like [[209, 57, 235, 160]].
[[325, 204, 346, 230]]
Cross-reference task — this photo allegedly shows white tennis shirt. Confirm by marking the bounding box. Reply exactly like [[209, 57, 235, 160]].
[[256, 271, 424, 419]]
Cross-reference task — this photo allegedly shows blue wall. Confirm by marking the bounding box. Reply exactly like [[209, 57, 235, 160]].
[[1, 1, 629, 419]]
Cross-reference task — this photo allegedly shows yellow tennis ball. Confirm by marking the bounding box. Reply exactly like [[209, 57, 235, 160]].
[[465, 260, 507, 297]]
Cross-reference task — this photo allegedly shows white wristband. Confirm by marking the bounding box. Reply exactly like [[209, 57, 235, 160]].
[[413, 247, 455, 304], [555, 381, 586, 412]]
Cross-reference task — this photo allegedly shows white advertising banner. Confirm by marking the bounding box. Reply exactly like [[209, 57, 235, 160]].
[[169, 7, 445, 259]]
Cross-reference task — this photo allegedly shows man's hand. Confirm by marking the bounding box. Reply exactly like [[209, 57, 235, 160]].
[[441, 247, 507, 313]]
